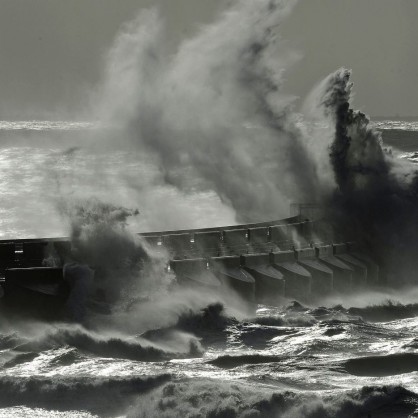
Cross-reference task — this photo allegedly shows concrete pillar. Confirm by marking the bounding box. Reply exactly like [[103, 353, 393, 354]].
[[315, 245, 353, 292], [296, 248, 333, 296], [347, 242, 380, 286], [333, 244, 367, 288], [63, 263, 94, 322], [170, 258, 221, 289], [270, 251, 311, 301], [210, 256, 255, 301], [241, 253, 285, 305]]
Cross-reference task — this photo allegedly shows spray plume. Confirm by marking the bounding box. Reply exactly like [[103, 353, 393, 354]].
[[312, 68, 418, 284], [62, 0, 418, 293], [94, 0, 323, 223]]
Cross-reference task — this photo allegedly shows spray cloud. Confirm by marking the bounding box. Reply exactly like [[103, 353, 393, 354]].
[[86, 0, 418, 286], [311, 68, 418, 284], [94, 0, 325, 223]]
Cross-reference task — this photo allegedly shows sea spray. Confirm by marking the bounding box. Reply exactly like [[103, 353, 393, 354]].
[[127, 380, 418, 418], [311, 68, 418, 284], [56, 198, 157, 318], [94, 0, 321, 223], [55, 197, 244, 336], [84, 0, 418, 286], [51, 0, 418, 299]]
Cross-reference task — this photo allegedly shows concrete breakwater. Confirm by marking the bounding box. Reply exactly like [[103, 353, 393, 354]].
[[169, 244, 379, 304], [0, 215, 379, 307], [143, 215, 380, 303]]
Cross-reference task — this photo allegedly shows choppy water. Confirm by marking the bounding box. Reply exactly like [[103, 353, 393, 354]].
[[1, 296, 418, 417], [0, 121, 418, 417], [374, 120, 418, 162]]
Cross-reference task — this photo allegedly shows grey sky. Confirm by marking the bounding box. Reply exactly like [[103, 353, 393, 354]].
[[0, 0, 416, 119], [281, 0, 418, 117]]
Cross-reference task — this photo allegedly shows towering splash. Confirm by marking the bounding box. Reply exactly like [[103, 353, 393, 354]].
[[84, 0, 418, 285], [317, 68, 418, 284]]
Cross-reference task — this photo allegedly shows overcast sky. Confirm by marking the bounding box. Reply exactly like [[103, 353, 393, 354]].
[[0, 0, 417, 119]]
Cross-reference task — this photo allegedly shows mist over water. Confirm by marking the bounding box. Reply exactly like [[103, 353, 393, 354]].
[[1, 0, 418, 417]]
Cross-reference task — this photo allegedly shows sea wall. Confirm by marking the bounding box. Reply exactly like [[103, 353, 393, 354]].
[[0, 216, 379, 305]]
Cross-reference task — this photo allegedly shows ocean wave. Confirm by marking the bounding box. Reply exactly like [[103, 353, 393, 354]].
[[48, 348, 85, 367], [404, 338, 418, 349], [11, 325, 203, 362], [347, 301, 418, 322], [239, 325, 298, 350], [175, 303, 237, 334], [274, 299, 418, 324], [2, 352, 39, 369], [127, 380, 418, 418], [253, 315, 314, 327], [140, 303, 236, 349], [0, 333, 24, 350], [207, 353, 283, 369], [254, 302, 353, 328], [0, 374, 170, 417], [255, 311, 317, 328], [344, 353, 418, 377]]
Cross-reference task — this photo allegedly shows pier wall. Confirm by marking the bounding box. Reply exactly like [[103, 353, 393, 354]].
[[0, 215, 380, 305], [166, 242, 377, 304]]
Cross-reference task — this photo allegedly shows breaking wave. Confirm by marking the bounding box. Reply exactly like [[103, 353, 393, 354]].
[[345, 353, 418, 377], [0, 375, 170, 417], [4, 325, 202, 363], [348, 300, 418, 322], [128, 380, 418, 418]]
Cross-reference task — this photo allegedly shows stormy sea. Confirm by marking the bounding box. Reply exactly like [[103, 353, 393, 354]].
[[1, 1, 418, 417]]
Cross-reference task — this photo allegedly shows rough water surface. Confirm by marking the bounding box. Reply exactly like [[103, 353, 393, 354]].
[[1, 298, 418, 417], [1, 0, 418, 416]]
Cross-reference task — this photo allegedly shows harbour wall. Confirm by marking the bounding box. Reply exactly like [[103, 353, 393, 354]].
[[0, 215, 378, 304], [170, 243, 379, 304]]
